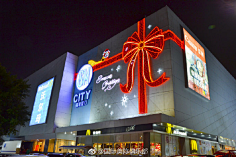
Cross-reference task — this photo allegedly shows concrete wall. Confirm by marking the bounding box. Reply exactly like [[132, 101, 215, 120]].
[[54, 52, 78, 128], [166, 7, 236, 140], [19, 52, 78, 137]]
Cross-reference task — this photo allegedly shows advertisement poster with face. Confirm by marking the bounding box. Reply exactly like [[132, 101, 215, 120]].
[[183, 28, 210, 100]]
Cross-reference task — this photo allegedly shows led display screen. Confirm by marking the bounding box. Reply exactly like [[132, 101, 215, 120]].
[[29, 77, 54, 126], [183, 28, 210, 100]]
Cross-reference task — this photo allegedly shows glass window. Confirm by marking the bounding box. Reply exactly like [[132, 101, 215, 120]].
[[80, 137, 85, 144], [165, 135, 179, 156], [47, 139, 55, 152], [150, 133, 161, 157], [92, 136, 98, 143], [55, 139, 76, 153], [76, 137, 85, 155], [197, 140, 213, 155], [98, 136, 103, 143], [124, 134, 130, 142], [115, 134, 123, 142], [31, 139, 45, 152], [104, 135, 110, 143], [90, 133, 145, 155], [110, 135, 115, 143], [131, 133, 138, 141]]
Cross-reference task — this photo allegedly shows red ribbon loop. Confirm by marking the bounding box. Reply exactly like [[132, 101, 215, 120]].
[[120, 26, 169, 94]]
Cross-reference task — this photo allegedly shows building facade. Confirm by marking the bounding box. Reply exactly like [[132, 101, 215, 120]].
[[16, 6, 236, 156]]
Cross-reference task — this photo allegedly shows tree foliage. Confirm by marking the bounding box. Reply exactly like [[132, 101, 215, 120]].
[[0, 63, 30, 141]]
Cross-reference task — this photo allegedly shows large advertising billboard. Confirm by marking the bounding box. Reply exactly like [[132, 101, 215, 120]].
[[29, 77, 54, 126], [183, 28, 210, 100]]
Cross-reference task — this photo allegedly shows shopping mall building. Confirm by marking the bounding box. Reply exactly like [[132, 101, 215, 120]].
[[12, 6, 236, 156]]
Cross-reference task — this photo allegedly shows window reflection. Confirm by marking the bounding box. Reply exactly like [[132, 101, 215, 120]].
[[92, 133, 146, 155], [150, 133, 162, 157]]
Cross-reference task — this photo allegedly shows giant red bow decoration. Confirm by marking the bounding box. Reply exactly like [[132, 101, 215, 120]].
[[120, 19, 169, 114], [92, 18, 184, 114]]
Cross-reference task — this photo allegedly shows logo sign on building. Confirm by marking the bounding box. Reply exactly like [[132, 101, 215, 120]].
[[173, 130, 187, 136], [74, 64, 93, 107], [96, 74, 120, 92], [76, 64, 93, 91], [29, 77, 54, 126], [183, 28, 210, 100], [86, 129, 91, 136], [126, 125, 135, 132]]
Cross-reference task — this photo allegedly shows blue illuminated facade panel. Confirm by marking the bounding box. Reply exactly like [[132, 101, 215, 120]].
[[29, 77, 54, 126]]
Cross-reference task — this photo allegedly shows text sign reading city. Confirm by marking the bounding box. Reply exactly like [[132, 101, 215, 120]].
[[183, 28, 210, 100], [74, 64, 93, 107], [29, 77, 54, 126]]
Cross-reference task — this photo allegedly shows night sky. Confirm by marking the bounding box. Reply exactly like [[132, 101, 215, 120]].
[[1, 0, 236, 79]]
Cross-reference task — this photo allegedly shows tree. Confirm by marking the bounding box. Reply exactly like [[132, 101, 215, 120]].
[[0, 63, 30, 142]]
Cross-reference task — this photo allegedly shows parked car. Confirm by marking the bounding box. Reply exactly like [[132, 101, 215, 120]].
[[214, 150, 236, 157], [65, 153, 83, 157], [187, 155, 216, 157], [10, 154, 47, 157], [47, 153, 86, 157], [47, 153, 65, 157]]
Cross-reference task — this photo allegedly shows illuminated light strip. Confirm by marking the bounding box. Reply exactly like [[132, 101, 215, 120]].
[[137, 19, 147, 114], [92, 18, 184, 114], [163, 30, 185, 50], [74, 73, 78, 81], [93, 32, 184, 72], [92, 53, 123, 72], [120, 52, 138, 93]]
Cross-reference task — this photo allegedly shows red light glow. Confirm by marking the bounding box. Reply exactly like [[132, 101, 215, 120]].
[[74, 73, 78, 81]]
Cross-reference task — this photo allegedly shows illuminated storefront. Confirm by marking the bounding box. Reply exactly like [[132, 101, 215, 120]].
[[91, 133, 144, 156], [54, 123, 218, 156], [47, 139, 55, 152], [218, 136, 236, 150], [54, 139, 76, 153], [31, 139, 45, 152], [16, 6, 236, 157]]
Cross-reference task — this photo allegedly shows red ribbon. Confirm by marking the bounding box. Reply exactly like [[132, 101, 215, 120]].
[[120, 18, 169, 114], [92, 18, 184, 114]]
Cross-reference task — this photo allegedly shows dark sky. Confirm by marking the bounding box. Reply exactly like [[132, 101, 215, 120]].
[[1, 0, 236, 79]]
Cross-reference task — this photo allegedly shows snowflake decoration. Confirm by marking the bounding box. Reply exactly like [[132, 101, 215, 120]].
[[157, 69, 162, 74], [148, 24, 152, 29], [121, 94, 128, 107], [116, 65, 121, 72], [110, 111, 114, 116]]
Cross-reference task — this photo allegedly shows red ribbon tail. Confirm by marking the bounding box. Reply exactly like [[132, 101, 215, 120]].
[[120, 52, 138, 93], [145, 72, 169, 86], [142, 51, 169, 87], [120, 84, 130, 93]]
